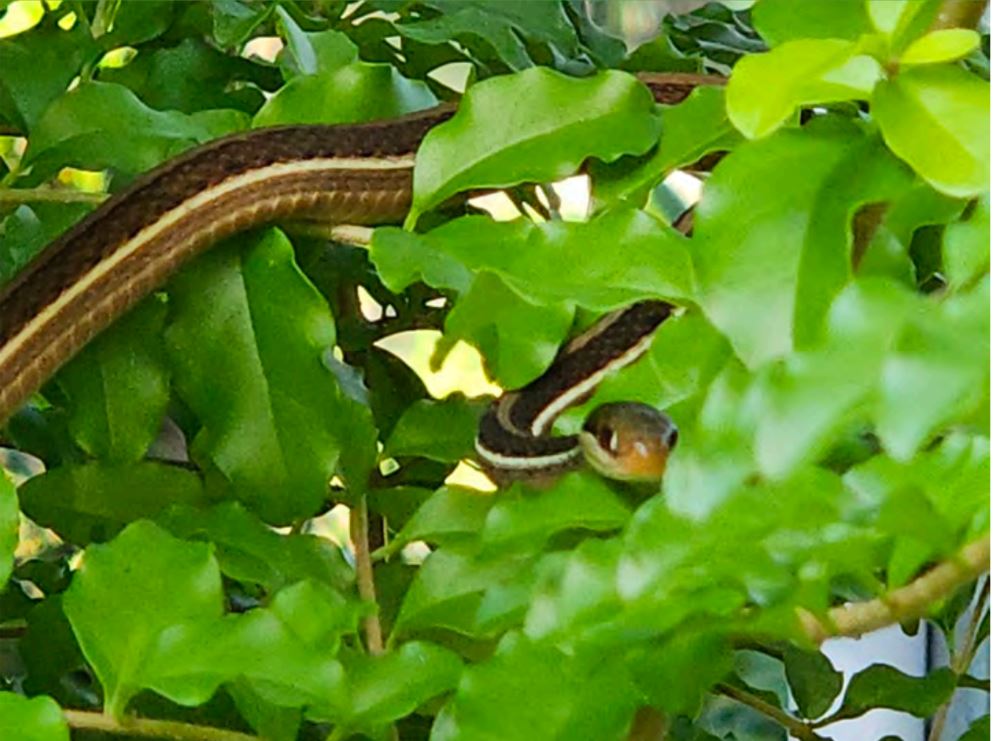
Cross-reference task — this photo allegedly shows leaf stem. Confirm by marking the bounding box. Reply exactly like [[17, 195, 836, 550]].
[[350, 498, 385, 654], [63, 710, 259, 740], [926, 576, 989, 741], [0, 187, 108, 205], [716, 683, 826, 741], [798, 535, 990, 643]]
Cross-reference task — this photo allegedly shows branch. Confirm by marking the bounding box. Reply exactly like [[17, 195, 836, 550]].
[[0, 187, 107, 205], [931, 0, 989, 30], [351, 498, 385, 654], [63, 710, 259, 740], [798, 535, 990, 644], [716, 684, 826, 741]]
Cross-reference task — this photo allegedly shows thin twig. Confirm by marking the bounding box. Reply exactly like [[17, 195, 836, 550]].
[[63, 710, 259, 741], [927, 576, 990, 741], [0, 187, 107, 205], [716, 684, 826, 740], [798, 535, 990, 644], [350, 498, 384, 654]]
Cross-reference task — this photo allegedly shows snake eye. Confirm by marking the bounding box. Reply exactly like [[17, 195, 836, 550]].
[[666, 427, 679, 449], [597, 426, 618, 453]]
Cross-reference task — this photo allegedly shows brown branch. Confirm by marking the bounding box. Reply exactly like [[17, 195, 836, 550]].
[[63, 710, 258, 740], [799, 535, 990, 644], [716, 684, 826, 741], [0, 187, 107, 205], [931, 0, 989, 30], [350, 498, 385, 654]]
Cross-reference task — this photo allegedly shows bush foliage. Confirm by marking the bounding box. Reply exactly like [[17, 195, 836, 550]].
[[0, 1, 989, 740]]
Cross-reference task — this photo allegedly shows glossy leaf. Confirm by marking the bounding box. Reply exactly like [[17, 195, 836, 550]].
[[943, 195, 989, 290], [591, 84, 741, 210], [385, 395, 487, 463], [481, 474, 632, 553], [329, 641, 463, 729], [434, 632, 638, 741], [26, 82, 249, 182], [254, 62, 437, 127], [694, 118, 911, 366], [275, 7, 358, 78], [409, 68, 660, 221], [63, 520, 223, 717], [873, 65, 989, 198], [752, 0, 872, 45], [0, 692, 68, 741], [0, 203, 94, 287], [159, 502, 354, 593], [389, 486, 495, 555], [0, 19, 93, 132], [100, 38, 273, 114], [835, 664, 956, 721], [727, 39, 882, 139], [393, 0, 585, 71], [55, 297, 170, 462], [783, 646, 843, 719], [18, 462, 206, 545], [164, 230, 371, 523], [0, 471, 16, 591], [900, 28, 981, 65]]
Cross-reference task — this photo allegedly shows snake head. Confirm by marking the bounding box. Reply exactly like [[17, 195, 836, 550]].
[[578, 401, 678, 483]]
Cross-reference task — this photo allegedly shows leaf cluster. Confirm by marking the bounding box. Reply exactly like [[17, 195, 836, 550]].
[[0, 1, 989, 740]]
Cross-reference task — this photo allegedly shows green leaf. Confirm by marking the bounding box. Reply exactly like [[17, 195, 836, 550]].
[[164, 230, 372, 523], [752, 0, 873, 46], [0, 203, 94, 287], [99, 38, 272, 114], [0, 19, 94, 132], [55, 297, 169, 462], [783, 645, 843, 719], [268, 579, 363, 651], [376, 209, 692, 310], [329, 641, 463, 729], [441, 272, 574, 389], [590, 84, 742, 210], [0, 692, 68, 741], [900, 28, 981, 65], [435, 632, 638, 741], [210, 0, 274, 48], [873, 65, 989, 198], [159, 502, 354, 594], [26, 81, 249, 182], [393, 0, 583, 71], [409, 68, 660, 221], [253, 62, 437, 127], [18, 462, 206, 545], [389, 486, 496, 555], [275, 6, 358, 78], [481, 474, 632, 553], [867, 0, 943, 50], [943, 195, 989, 290], [0, 470, 17, 591], [694, 118, 912, 366], [394, 549, 530, 637], [142, 594, 347, 715], [960, 715, 990, 741], [874, 279, 988, 459], [727, 39, 882, 139], [385, 395, 487, 463], [93, 1, 175, 48], [836, 664, 956, 721], [63, 520, 223, 717]]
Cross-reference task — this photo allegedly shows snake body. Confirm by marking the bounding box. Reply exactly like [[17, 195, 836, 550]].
[[0, 73, 716, 482]]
